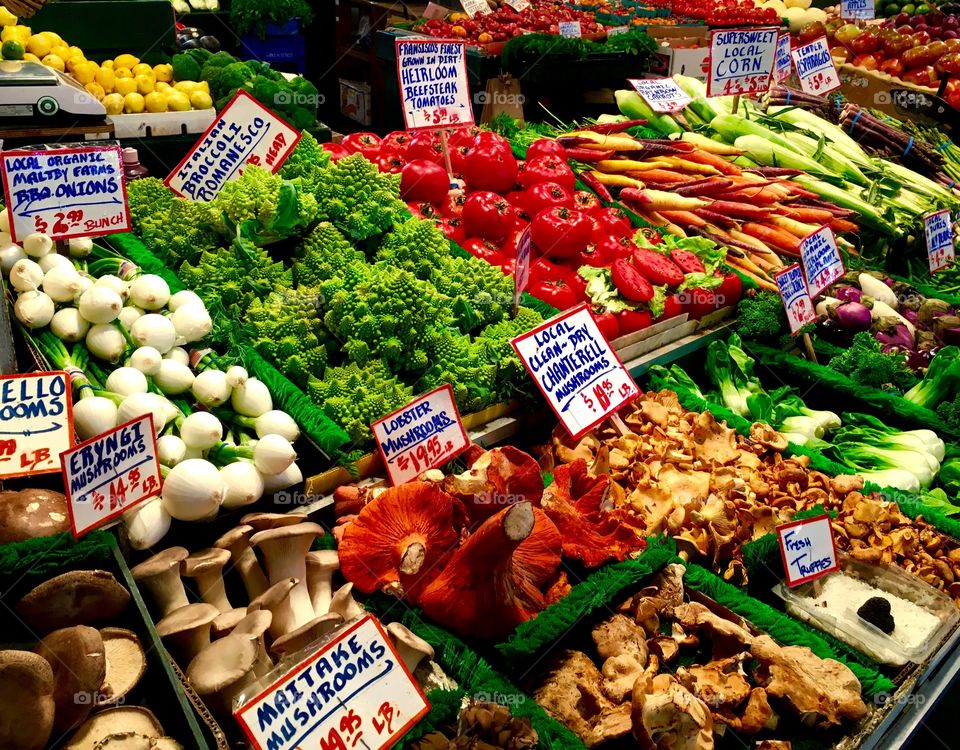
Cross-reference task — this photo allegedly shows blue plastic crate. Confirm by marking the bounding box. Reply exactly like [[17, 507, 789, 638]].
[[240, 32, 306, 74]]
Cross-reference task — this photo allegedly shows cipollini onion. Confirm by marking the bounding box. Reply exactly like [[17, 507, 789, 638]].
[[129, 346, 162, 376], [220, 461, 264, 509], [69, 237, 93, 258], [38, 253, 72, 274], [124, 498, 172, 550], [169, 303, 212, 343], [129, 274, 171, 310], [261, 461, 303, 493], [153, 359, 194, 395], [168, 289, 204, 312], [117, 306, 144, 331], [41, 266, 82, 303], [95, 275, 129, 301], [231, 377, 272, 417], [253, 433, 296, 475], [192, 369, 231, 407], [50, 308, 90, 343], [105, 367, 149, 397], [74, 274, 94, 298], [86, 323, 126, 363], [255, 410, 300, 442], [161, 458, 224, 521], [164, 346, 189, 366], [78, 286, 123, 324], [226, 366, 248, 388], [130, 314, 176, 354], [10, 258, 44, 292], [22, 233, 53, 258], [14, 291, 55, 329], [73, 397, 118, 440], [157, 434, 187, 467], [117, 392, 170, 433], [0, 209, 9, 233], [0, 243, 25, 275], [180, 412, 222, 450]]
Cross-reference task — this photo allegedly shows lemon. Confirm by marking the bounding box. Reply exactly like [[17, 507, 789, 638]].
[[197, 80, 210, 95], [84, 82, 105, 100], [173, 80, 197, 94], [0, 8, 18, 26], [101, 59, 114, 70], [131, 62, 151, 77], [114, 53, 138, 70], [72, 61, 97, 85], [102, 93, 124, 115], [123, 92, 145, 113], [1, 26, 25, 44], [1, 40, 24, 60], [95, 67, 115, 92], [41, 54, 64, 71], [134, 73, 154, 95], [50, 43, 70, 60], [156, 81, 171, 92], [189, 90, 213, 110], [68, 45, 84, 59], [114, 66, 132, 79], [22, 52, 39, 63], [26, 34, 51, 58], [153, 63, 173, 83], [144, 91, 167, 113], [66, 55, 87, 73], [39, 31, 62, 46], [165, 90, 190, 112], [114, 77, 137, 96]]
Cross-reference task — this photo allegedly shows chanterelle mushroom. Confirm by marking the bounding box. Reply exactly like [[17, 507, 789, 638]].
[[631, 673, 714, 750]]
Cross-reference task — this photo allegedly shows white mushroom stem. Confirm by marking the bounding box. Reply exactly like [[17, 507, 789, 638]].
[[213, 525, 269, 601], [386, 622, 435, 673], [232, 611, 274, 680], [329, 583, 364, 622], [306, 550, 339, 616], [181, 550, 233, 614], [130, 548, 190, 617], [251, 523, 324, 631], [248, 579, 302, 640]]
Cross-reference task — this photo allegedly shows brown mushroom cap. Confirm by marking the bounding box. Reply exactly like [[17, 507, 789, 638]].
[[0, 649, 55, 750], [250, 522, 325, 553], [233, 610, 273, 640], [0, 488, 70, 544], [16, 570, 131, 632], [97, 628, 147, 707], [65, 706, 163, 750], [157, 603, 219, 639], [241, 512, 306, 531], [248, 578, 298, 612], [130, 547, 189, 580], [270, 613, 344, 660], [34, 626, 106, 731], [181, 547, 231, 577], [187, 634, 259, 712], [211, 608, 249, 639], [212, 524, 254, 550]]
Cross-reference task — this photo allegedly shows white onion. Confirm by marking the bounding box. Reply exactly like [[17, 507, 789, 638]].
[[10, 258, 43, 292], [220, 461, 264, 510], [192, 369, 231, 407], [168, 289, 204, 312], [50, 308, 90, 343], [124, 498, 172, 550], [42, 265, 82, 303], [253, 433, 296, 475], [180, 411, 222, 450], [231, 377, 272, 417], [117, 305, 144, 331], [129, 346, 163, 376], [153, 359, 194, 395], [255, 410, 300, 442], [164, 346, 189, 366], [157, 434, 188, 467], [73, 396, 118, 440], [95, 274, 129, 301], [79, 286, 123, 324], [261, 462, 303, 493], [226, 366, 248, 388], [74, 274, 95, 298], [131, 314, 176, 354], [117, 392, 170, 433], [69, 237, 93, 258], [129, 274, 170, 310], [38, 253, 72, 274], [86, 323, 126, 363], [161, 458, 224, 521], [169, 303, 212, 343], [22, 232, 53, 258], [0, 243, 25, 275], [106, 367, 149, 397], [14, 291, 55, 329], [0, 209, 9, 233]]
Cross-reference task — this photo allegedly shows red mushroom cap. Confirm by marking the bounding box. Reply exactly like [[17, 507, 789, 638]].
[[443, 446, 545, 526]]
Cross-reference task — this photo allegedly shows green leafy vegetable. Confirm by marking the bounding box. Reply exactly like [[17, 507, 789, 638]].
[[828, 332, 919, 392]]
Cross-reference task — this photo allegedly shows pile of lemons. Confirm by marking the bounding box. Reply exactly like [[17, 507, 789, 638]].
[[0, 11, 213, 115]]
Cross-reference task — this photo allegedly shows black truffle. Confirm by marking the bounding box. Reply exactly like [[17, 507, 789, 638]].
[[857, 596, 895, 634]]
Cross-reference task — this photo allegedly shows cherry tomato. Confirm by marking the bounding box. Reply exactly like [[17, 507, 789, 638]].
[[531, 206, 594, 259]]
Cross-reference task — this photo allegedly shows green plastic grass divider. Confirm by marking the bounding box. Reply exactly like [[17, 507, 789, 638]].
[[0, 530, 114, 579], [108, 232, 187, 293]]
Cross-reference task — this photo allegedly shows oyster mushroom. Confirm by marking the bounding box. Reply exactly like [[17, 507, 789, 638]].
[[251, 522, 325, 631], [131, 548, 190, 618], [213, 525, 269, 601], [270, 613, 344, 661], [156, 603, 220, 664], [187, 634, 260, 715], [328, 582, 365, 622], [181, 548, 234, 613], [306, 550, 340, 614], [248, 578, 302, 639], [386, 622, 434, 673], [231, 610, 274, 678], [0, 650, 55, 750]]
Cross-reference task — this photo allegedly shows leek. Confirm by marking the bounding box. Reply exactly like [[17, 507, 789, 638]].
[[674, 75, 722, 123], [614, 90, 683, 136]]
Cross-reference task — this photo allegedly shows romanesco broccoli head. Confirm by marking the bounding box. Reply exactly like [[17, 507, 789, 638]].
[[126, 177, 174, 231], [319, 153, 404, 241], [296, 222, 364, 288]]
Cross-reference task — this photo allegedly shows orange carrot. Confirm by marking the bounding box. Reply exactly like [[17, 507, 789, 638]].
[[742, 222, 802, 255], [651, 156, 722, 175], [830, 218, 860, 233], [626, 169, 689, 184], [676, 149, 742, 176], [659, 210, 707, 228], [784, 206, 836, 224]]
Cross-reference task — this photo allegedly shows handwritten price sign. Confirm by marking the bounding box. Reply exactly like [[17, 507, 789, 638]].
[[512, 303, 639, 440], [235, 616, 429, 750], [628, 78, 693, 113], [777, 514, 840, 587], [800, 226, 845, 298], [925, 209, 955, 274], [0, 145, 130, 244], [460, 0, 492, 16], [558, 21, 582, 37], [792, 37, 841, 96], [775, 264, 816, 335], [397, 40, 473, 131], [842, 0, 875, 20], [0, 372, 73, 479], [61, 414, 161, 537], [707, 27, 779, 98], [775, 34, 792, 83], [513, 226, 532, 314], [371, 384, 470, 486]]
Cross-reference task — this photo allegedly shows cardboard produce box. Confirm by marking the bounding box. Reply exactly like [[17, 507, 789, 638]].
[[641, 26, 709, 81], [837, 63, 954, 126]]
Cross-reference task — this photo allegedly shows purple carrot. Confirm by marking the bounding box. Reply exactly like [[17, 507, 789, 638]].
[[693, 208, 737, 229], [674, 177, 735, 196], [746, 167, 804, 178], [577, 170, 613, 202]]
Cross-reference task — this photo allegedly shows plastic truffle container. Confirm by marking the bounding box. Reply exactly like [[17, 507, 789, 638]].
[[774, 554, 960, 667]]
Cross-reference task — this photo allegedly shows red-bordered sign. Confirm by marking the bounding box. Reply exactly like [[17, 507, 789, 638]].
[[792, 36, 842, 96], [800, 225, 845, 298], [707, 26, 779, 98], [396, 39, 474, 131], [0, 371, 73, 479], [774, 263, 816, 335], [776, 514, 841, 587]]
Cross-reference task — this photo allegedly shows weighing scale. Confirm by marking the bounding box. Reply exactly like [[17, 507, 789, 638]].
[[0, 60, 105, 120]]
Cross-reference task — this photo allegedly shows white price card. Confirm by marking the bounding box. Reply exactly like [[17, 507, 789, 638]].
[[800, 225, 845, 298], [774, 264, 816, 335], [396, 40, 474, 131], [777, 514, 840, 587], [792, 37, 842, 96], [628, 78, 693, 114], [925, 209, 955, 274], [512, 303, 639, 440], [0, 372, 72, 479], [61, 414, 161, 538], [842, 0, 875, 20], [607, 25, 629, 36], [165, 90, 301, 201], [559, 21, 582, 37], [503, 0, 531, 10], [235, 616, 430, 750], [461, 0, 492, 16], [0, 145, 130, 244], [707, 27, 779, 98], [513, 225, 532, 313], [774, 34, 792, 84], [371, 384, 470, 486]]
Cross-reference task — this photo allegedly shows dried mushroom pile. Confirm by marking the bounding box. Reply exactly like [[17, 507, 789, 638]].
[[414, 700, 538, 750], [534, 564, 868, 750]]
